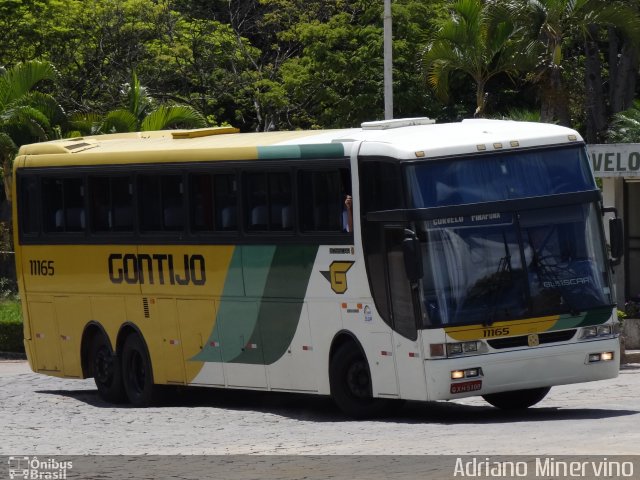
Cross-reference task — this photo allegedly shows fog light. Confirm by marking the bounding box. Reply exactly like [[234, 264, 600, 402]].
[[601, 351, 614, 361], [465, 368, 480, 378], [588, 353, 601, 363], [451, 370, 465, 380]]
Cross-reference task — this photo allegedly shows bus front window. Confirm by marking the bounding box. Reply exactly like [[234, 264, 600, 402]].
[[418, 204, 612, 326]]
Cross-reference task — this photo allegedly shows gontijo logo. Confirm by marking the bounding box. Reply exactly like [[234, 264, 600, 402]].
[[8, 456, 73, 479], [108, 253, 206, 286]]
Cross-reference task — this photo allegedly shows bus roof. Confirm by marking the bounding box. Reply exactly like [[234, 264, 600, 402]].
[[16, 119, 583, 168]]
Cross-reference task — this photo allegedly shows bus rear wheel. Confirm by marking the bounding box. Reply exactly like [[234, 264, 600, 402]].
[[121, 334, 158, 407], [482, 387, 551, 410], [91, 333, 127, 403], [329, 343, 389, 418]]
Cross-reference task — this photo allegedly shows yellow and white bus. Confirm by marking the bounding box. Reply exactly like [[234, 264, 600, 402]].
[[13, 118, 622, 416]]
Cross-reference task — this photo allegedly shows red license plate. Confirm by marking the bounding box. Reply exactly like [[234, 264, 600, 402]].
[[450, 380, 482, 394]]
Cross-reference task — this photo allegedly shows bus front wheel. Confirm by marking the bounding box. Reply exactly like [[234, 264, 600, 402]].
[[91, 333, 127, 403], [121, 334, 158, 407], [329, 343, 389, 418], [482, 387, 551, 410]]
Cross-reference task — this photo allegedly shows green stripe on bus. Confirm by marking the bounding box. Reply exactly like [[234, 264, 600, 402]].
[[257, 143, 344, 160], [231, 244, 318, 365], [194, 245, 275, 363], [193, 244, 318, 365], [551, 307, 612, 330]]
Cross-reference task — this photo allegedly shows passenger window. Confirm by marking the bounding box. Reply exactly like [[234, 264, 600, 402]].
[[245, 171, 292, 231], [139, 174, 184, 232], [42, 177, 85, 233], [89, 176, 133, 233], [190, 173, 238, 232], [19, 176, 39, 235], [298, 169, 348, 232]]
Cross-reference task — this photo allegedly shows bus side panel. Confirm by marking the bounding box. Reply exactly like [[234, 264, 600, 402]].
[[177, 299, 223, 385], [148, 298, 187, 384], [53, 295, 91, 378], [264, 301, 316, 392], [28, 300, 63, 374], [307, 301, 343, 395]]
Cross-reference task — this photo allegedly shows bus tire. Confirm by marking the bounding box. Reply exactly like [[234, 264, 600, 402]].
[[91, 333, 127, 404], [482, 386, 551, 410], [329, 342, 388, 418], [121, 333, 158, 407]]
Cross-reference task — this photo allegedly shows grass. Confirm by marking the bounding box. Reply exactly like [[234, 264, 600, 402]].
[[0, 299, 24, 352]]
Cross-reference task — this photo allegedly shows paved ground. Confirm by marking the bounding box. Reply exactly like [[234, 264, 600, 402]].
[[1, 360, 639, 456]]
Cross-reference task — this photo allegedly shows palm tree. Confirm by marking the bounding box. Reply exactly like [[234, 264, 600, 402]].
[[608, 99, 640, 143], [0, 61, 65, 204], [422, 0, 525, 117], [69, 72, 207, 135], [509, 0, 640, 127]]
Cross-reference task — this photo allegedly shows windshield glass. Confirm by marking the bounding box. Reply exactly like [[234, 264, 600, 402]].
[[418, 203, 612, 326], [406, 146, 594, 207]]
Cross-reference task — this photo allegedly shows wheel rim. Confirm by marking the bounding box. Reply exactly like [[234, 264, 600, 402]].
[[127, 349, 146, 395], [93, 345, 113, 386], [346, 359, 371, 399]]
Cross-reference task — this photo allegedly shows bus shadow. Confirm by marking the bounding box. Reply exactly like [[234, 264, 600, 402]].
[[35, 386, 639, 425]]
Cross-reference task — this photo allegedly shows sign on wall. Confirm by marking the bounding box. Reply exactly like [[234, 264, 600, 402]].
[[588, 144, 640, 177]]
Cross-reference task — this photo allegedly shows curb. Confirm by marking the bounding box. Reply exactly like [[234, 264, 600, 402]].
[[0, 351, 26, 360], [624, 350, 640, 364]]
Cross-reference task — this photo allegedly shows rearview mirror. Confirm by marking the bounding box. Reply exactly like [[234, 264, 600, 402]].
[[609, 217, 624, 265]]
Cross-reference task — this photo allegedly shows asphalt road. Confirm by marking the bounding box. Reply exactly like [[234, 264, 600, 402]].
[[1, 360, 639, 456]]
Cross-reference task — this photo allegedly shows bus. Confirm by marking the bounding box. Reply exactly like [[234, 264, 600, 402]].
[[13, 118, 623, 417]]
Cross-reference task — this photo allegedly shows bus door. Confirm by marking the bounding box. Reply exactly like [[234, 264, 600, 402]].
[[383, 226, 428, 401]]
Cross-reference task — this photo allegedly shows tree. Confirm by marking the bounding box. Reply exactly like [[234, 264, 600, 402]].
[[0, 61, 65, 204], [608, 99, 640, 142], [510, 0, 640, 132], [421, 0, 525, 118], [70, 72, 207, 135]]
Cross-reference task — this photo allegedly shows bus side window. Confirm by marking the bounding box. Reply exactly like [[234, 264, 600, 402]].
[[245, 171, 292, 232], [19, 176, 39, 235], [215, 174, 237, 231], [89, 176, 133, 233], [190, 172, 238, 232], [298, 169, 345, 232], [139, 174, 184, 232], [42, 177, 85, 233]]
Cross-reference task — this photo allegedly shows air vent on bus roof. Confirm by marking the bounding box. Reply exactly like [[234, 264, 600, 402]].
[[361, 117, 435, 130], [172, 126, 239, 139]]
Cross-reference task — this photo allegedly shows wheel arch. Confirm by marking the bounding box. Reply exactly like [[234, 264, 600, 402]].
[[80, 321, 111, 379], [116, 322, 155, 383], [329, 330, 368, 370]]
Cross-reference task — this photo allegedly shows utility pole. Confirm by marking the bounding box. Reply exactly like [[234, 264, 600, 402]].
[[383, 0, 393, 119]]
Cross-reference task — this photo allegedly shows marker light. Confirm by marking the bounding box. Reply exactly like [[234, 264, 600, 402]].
[[451, 368, 483, 380], [588, 352, 615, 363]]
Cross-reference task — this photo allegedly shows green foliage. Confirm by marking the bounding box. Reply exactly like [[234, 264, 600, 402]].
[[608, 100, 640, 143], [0, 0, 637, 135], [0, 300, 23, 353], [422, 0, 524, 118], [0, 61, 64, 202]]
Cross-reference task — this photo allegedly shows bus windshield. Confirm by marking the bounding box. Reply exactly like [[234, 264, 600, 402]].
[[403, 146, 611, 326], [406, 146, 594, 207], [417, 203, 612, 326]]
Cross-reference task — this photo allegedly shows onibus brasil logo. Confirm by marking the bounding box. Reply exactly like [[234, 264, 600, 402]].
[[7, 457, 73, 479]]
